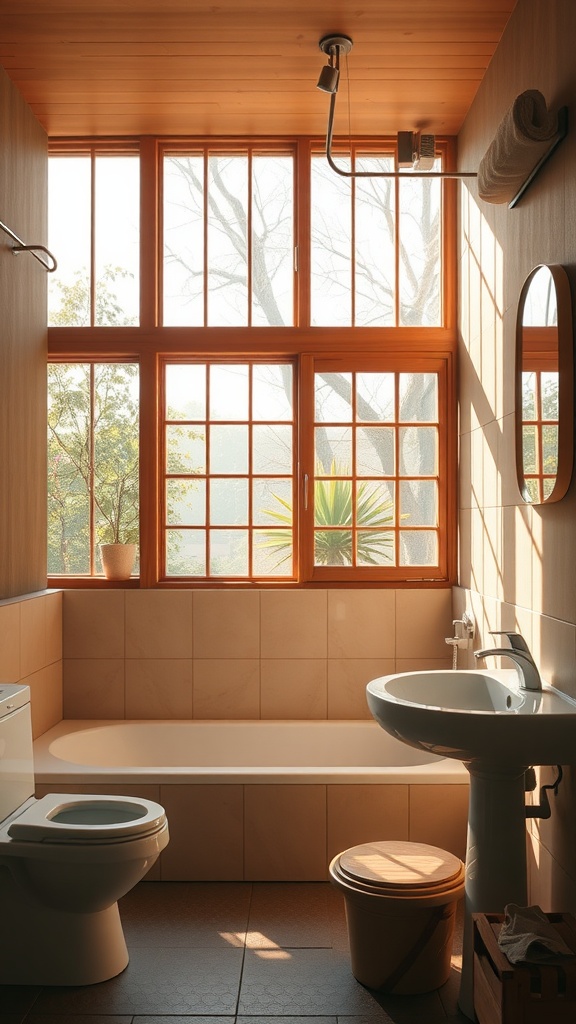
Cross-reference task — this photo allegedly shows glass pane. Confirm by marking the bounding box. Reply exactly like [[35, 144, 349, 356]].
[[210, 364, 249, 421], [253, 530, 293, 576], [210, 478, 248, 525], [315, 427, 352, 475], [356, 373, 395, 422], [400, 480, 438, 526], [47, 363, 91, 573], [253, 425, 292, 474], [253, 364, 293, 420], [542, 425, 558, 475], [315, 373, 352, 421], [543, 477, 555, 499], [252, 155, 294, 326], [166, 479, 206, 526], [399, 170, 441, 326], [315, 478, 352, 527], [208, 154, 248, 325], [399, 530, 438, 566], [210, 425, 248, 473], [541, 372, 559, 420], [48, 157, 91, 326], [253, 478, 293, 525], [166, 425, 206, 474], [522, 372, 537, 421], [163, 154, 204, 326], [311, 155, 352, 326], [166, 364, 206, 420], [357, 480, 395, 527], [95, 156, 139, 326], [399, 426, 437, 475], [355, 155, 395, 327], [166, 529, 206, 575], [356, 530, 395, 566], [209, 529, 248, 575], [356, 426, 394, 476], [525, 478, 540, 502], [399, 373, 438, 422], [314, 529, 352, 566], [522, 425, 538, 473], [93, 364, 139, 546]]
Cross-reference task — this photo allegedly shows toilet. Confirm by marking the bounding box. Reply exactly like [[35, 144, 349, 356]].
[[0, 683, 169, 986]]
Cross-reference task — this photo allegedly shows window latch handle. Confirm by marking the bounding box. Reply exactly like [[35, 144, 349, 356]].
[[303, 472, 309, 511]]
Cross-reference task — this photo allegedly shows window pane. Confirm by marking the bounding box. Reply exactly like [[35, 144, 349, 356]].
[[315, 478, 352, 527], [522, 372, 537, 421], [542, 425, 558, 475], [253, 364, 293, 421], [522, 425, 538, 473], [166, 426, 206, 475], [357, 480, 395, 526], [208, 154, 248, 325], [311, 155, 352, 326], [399, 168, 441, 326], [253, 531, 293, 576], [315, 427, 352, 475], [253, 478, 292, 525], [166, 529, 206, 575], [47, 363, 91, 573], [95, 156, 139, 326], [541, 372, 559, 420], [356, 373, 395, 422], [210, 479, 248, 525], [210, 425, 248, 473], [166, 364, 206, 421], [355, 154, 395, 327], [93, 364, 139, 546], [399, 373, 438, 422], [356, 426, 395, 476], [166, 479, 206, 526], [163, 154, 204, 326], [400, 480, 438, 526], [210, 529, 248, 575], [315, 373, 352, 421], [210, 365, 249, 421], [252, 155, 294, 326], [48, 157, 91, 326], [314, 529, 353, 566], [356, 531, 395, 566], [399, 426, 437, 475], [399, 530, 438, 565], [253, 425, 292, 474]]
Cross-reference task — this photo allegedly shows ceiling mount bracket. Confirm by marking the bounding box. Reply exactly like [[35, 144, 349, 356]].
[[318, 35, 353, 56]]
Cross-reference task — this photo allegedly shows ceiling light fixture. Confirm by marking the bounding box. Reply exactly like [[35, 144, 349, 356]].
[[316, 34, 477, 182]]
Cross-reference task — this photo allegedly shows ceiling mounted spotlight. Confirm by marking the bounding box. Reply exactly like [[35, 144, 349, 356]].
[[315, 33, 477, 183]]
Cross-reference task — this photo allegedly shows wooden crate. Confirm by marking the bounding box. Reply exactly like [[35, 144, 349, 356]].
[[473, 912, 576, 1024]]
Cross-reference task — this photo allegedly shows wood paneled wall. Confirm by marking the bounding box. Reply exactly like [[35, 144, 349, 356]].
[[0, 66, 48, 598]]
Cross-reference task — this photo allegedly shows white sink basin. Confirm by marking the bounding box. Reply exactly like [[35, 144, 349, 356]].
[[366, 669, 576, 767]]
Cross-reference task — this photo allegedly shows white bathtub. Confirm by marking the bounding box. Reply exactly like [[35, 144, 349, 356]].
[[33, 720, 469, 881], [34, 718, 467, 784]]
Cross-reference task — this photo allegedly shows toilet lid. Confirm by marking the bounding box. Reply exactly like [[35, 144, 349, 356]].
[[338, 841, 464, 890], [8, 793, 166, 843]]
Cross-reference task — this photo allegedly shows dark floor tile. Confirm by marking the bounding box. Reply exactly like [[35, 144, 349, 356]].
[[0, 990, 41, 1015], [120, 882, 252, 948], [32, 947, 244, 1016], [238, 947, 447, 1019], [239, 1018, 336, 1024], [247, 883, 342, 949], [0, 1016, 26, 1024], [136, 1018, 233, 1023], [26, 1018, 131, 1024]]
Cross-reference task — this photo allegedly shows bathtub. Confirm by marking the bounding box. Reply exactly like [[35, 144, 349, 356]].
[[34, 720, 469, 881]]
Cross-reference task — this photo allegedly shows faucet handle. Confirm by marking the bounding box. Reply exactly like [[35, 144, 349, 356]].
[[489, 631, 530, 653]]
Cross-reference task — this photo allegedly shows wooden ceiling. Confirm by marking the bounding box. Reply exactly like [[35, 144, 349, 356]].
[[0, 1, 517, 139]]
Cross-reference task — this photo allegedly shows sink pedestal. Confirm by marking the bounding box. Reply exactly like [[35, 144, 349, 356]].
[[458, 765, 528, 1020]]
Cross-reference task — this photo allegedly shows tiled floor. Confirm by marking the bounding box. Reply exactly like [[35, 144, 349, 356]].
[[0, 882, 468, 1024]]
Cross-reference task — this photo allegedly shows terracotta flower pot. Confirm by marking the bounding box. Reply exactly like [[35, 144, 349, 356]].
[[100, 543, 137, 581]]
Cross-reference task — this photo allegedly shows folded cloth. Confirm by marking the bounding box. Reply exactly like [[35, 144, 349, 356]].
[[497, 903, 575, 964], [478, 90, 559, 204]]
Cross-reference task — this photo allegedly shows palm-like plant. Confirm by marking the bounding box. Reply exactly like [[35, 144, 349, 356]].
[[258, 462, 399, 569]]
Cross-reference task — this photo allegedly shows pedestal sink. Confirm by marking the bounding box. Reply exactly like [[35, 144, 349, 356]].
[[366, 669, 576, 1020]]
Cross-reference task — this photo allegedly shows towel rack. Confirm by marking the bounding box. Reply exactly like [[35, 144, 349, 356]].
[[0, 219, 57, 272]]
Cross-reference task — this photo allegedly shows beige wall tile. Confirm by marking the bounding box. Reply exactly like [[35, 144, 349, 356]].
[[20, 595, 46, 678], [261, 659, 327, 719], [327, 784, 409, 864], [0, 601, 21, 681], [45, 591, 63, 665], [126, 591, 193, 659], [125, 659, 193, 719], [261, 590, 327, 659], [193, 659, 260, 719], [63, 659, 125, 719], [26, 662, 63, 739], [328, 589, 395, 659], [193, 590, 260, 658], [328, 658, 395, 720], [244, 784, 327, 880], [409, 785, 469, 862], [63, 591, 125, 659], [160, 784, 244, 880], [395, 590, 453, 660], [395, 657, 453, 672]]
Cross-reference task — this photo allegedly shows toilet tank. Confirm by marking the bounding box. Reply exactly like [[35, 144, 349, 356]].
[[0, 684, 35, 823]]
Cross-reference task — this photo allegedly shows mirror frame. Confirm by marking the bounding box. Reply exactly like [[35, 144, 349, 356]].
[[515, 264, 574, 504]]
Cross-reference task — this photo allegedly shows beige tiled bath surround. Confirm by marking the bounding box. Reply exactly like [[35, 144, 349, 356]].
[[0, 591, 62, 738]]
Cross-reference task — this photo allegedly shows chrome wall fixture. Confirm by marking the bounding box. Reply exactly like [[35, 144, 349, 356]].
[[316, 34, 477, 182], [0, 219, 57, 272]]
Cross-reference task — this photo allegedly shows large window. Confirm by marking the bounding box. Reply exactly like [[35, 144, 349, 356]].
[[47, 137, 456, 586]]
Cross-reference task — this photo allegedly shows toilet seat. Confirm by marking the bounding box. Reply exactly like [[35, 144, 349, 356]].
[[7, 793, 166, 843]]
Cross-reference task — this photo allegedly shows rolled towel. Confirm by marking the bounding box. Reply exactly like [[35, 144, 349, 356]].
[[497, 903, 575, 964], [478, 90, 559, 204]]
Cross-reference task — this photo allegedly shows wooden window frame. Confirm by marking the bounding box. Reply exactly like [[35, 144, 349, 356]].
[[47, 136, 458, 589]]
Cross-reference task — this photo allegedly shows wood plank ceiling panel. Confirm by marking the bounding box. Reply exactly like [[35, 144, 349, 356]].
[[0, 1, 518, 138]]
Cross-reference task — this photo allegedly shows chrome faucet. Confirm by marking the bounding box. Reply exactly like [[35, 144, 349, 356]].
[[474, 631, 542, 691]]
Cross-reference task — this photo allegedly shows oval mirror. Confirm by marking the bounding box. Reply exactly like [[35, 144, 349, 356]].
[[515, 264, 574, 504]]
